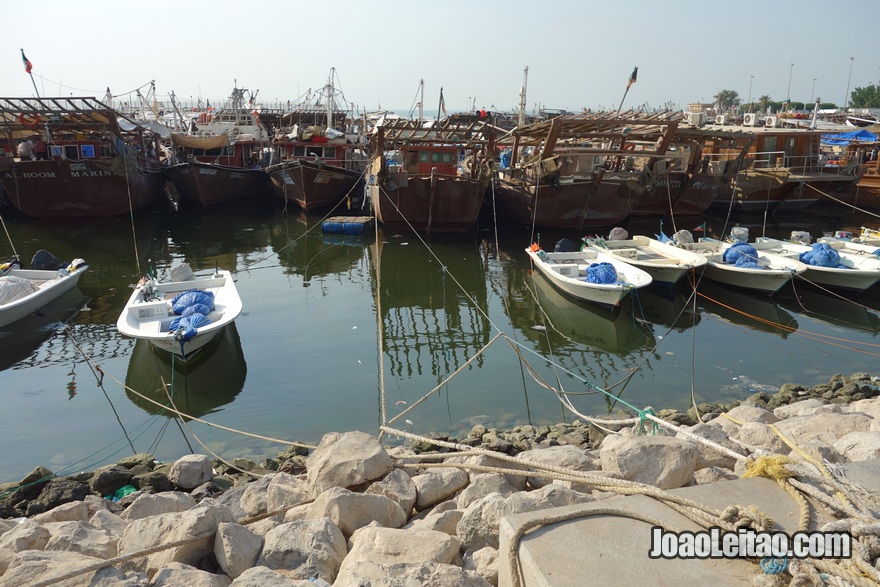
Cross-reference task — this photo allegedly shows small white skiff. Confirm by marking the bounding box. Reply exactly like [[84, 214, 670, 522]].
[[116, 265, 242, 361], [0, 253, 88, 328], [526, 245, 652, 307]]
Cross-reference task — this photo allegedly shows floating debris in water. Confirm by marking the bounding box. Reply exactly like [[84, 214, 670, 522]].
[[396, 400, 407, 406], [352, 326, 358, 330], [532, 325, 546, 331], [405, 419, 414, 427]]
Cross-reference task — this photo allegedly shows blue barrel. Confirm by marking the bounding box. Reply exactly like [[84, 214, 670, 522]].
[[322, 220, 345, 234]]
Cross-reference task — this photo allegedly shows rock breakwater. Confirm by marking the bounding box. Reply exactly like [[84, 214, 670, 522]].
[[0, 373, 878, 586]]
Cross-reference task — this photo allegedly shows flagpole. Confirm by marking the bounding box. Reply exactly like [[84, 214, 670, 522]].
[[28, 72, 40, 98], [20, 49, 39, 97], [616, 87, 630, 115], [617, 66, 638, 115]]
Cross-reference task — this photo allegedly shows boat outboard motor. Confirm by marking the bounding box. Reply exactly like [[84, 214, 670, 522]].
[[30, 249, 65, 270]]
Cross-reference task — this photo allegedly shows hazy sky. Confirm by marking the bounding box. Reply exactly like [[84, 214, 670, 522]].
[[4, 0, 879, 115]]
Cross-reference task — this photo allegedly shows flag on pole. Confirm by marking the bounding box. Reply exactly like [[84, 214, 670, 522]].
[[626, 67, 638, 90], [20, 49, 33, 74], [439, 88, 447, 117]]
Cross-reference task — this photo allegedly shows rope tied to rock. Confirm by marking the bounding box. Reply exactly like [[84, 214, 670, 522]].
[[637, 407, 659, 436]]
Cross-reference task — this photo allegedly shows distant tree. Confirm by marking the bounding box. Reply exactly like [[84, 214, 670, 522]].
[[849, 84, 880, 108], [819, 102, 837, 110], [757, 95, 772, 112], [713, 89, 741, 111]]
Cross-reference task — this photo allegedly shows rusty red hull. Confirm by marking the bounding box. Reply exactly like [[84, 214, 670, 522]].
[[267, 159, 363, 212], [491, 177, 635, 229], [165, 161, 271, 208], [371, 175, 484, 233], [0, 158, 165, 218], [630, 173, 722, 217]]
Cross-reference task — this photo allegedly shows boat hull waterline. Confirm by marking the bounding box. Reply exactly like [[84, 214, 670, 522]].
[[525, 247, 652, 307], [116, 269, 243, 361]]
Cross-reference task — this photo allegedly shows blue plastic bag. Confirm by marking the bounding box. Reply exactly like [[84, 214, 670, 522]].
[[171, 290, 215, 315], [723, 242, 758, 265], [799, 243, 843, 268], [182, 303, 211, 317], [586, 262, 618, 284]]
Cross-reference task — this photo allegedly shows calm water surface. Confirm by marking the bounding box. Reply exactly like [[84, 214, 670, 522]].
[[1, 200, 878, 481]]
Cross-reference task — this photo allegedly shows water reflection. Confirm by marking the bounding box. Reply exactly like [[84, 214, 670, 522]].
[[370, 232, 491, 379], [696, 279, 799, 337], [271, 211, 373, 285], [167, 201, 274, 273], [777, 287, 880, 334], [528, 271, 654, 354], [632, 284, 701, 331], [0, 288, 89, 372], [124, 324, 247, 419]]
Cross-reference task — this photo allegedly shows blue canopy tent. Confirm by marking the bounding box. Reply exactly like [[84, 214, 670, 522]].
[[821, 129, 878, 145]]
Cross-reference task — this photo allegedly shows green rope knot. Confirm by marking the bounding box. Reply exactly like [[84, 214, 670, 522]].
[[637, 407, 659, 435]]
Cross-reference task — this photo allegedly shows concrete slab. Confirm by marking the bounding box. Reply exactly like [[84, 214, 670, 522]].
[[498, 460, 880, 587]]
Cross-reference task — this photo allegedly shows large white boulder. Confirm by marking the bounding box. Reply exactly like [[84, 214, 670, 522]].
[[116, 502, 234, 577], [168, 454, 214, 490], [305, 487, 407, 537], [456, 473, 517, 510], [151, 562, 231, 587], [457, 485, 593, 552], [412, 467, 470, 511], [44, 520, 118, 559], [0, 519, 50, 552], [266, 472, 310, 513], [213, 522, 263, 580], [339, 526, 460, 577], [599, 434, 697, 489], [0, 550, 144, 587], [515, 445, 600, 489], [229, 566, 314, 586], [332, 560, 491, 587], [119, 491, 197, 521], [257, 518, 347, 583], [833, 431, 880, 462], [365, 469, 418, 515], [306, 431, 392, 496], [773, 413, 872, 446]]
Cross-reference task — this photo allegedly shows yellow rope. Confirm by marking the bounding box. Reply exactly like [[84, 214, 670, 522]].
[[723, 412, 855, 510]]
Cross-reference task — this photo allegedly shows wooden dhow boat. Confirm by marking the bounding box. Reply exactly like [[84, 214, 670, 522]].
[[526, 240, 652, 307], [684, 119, 863, 214], [0, 250, 88, 328], [265, 68, 366, 212], [368, 117, 493, 233], [116, 263, 243, 361], [0, 97, 166, 218], [164, 86, 271, 208], [493, 111, 722, 229]]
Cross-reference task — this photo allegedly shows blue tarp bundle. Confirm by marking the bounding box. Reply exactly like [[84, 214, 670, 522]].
[[821, 129, 878, 145], [799, 243, 845, 268], [171, 290, 215, 315], [168, 289, 214, 340], [723, 242, 762, 269], [169, 314, 211, 342], [586, 262, 618, 284]]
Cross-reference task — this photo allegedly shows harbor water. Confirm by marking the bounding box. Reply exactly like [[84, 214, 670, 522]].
[[0, 200, 878, 482]]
